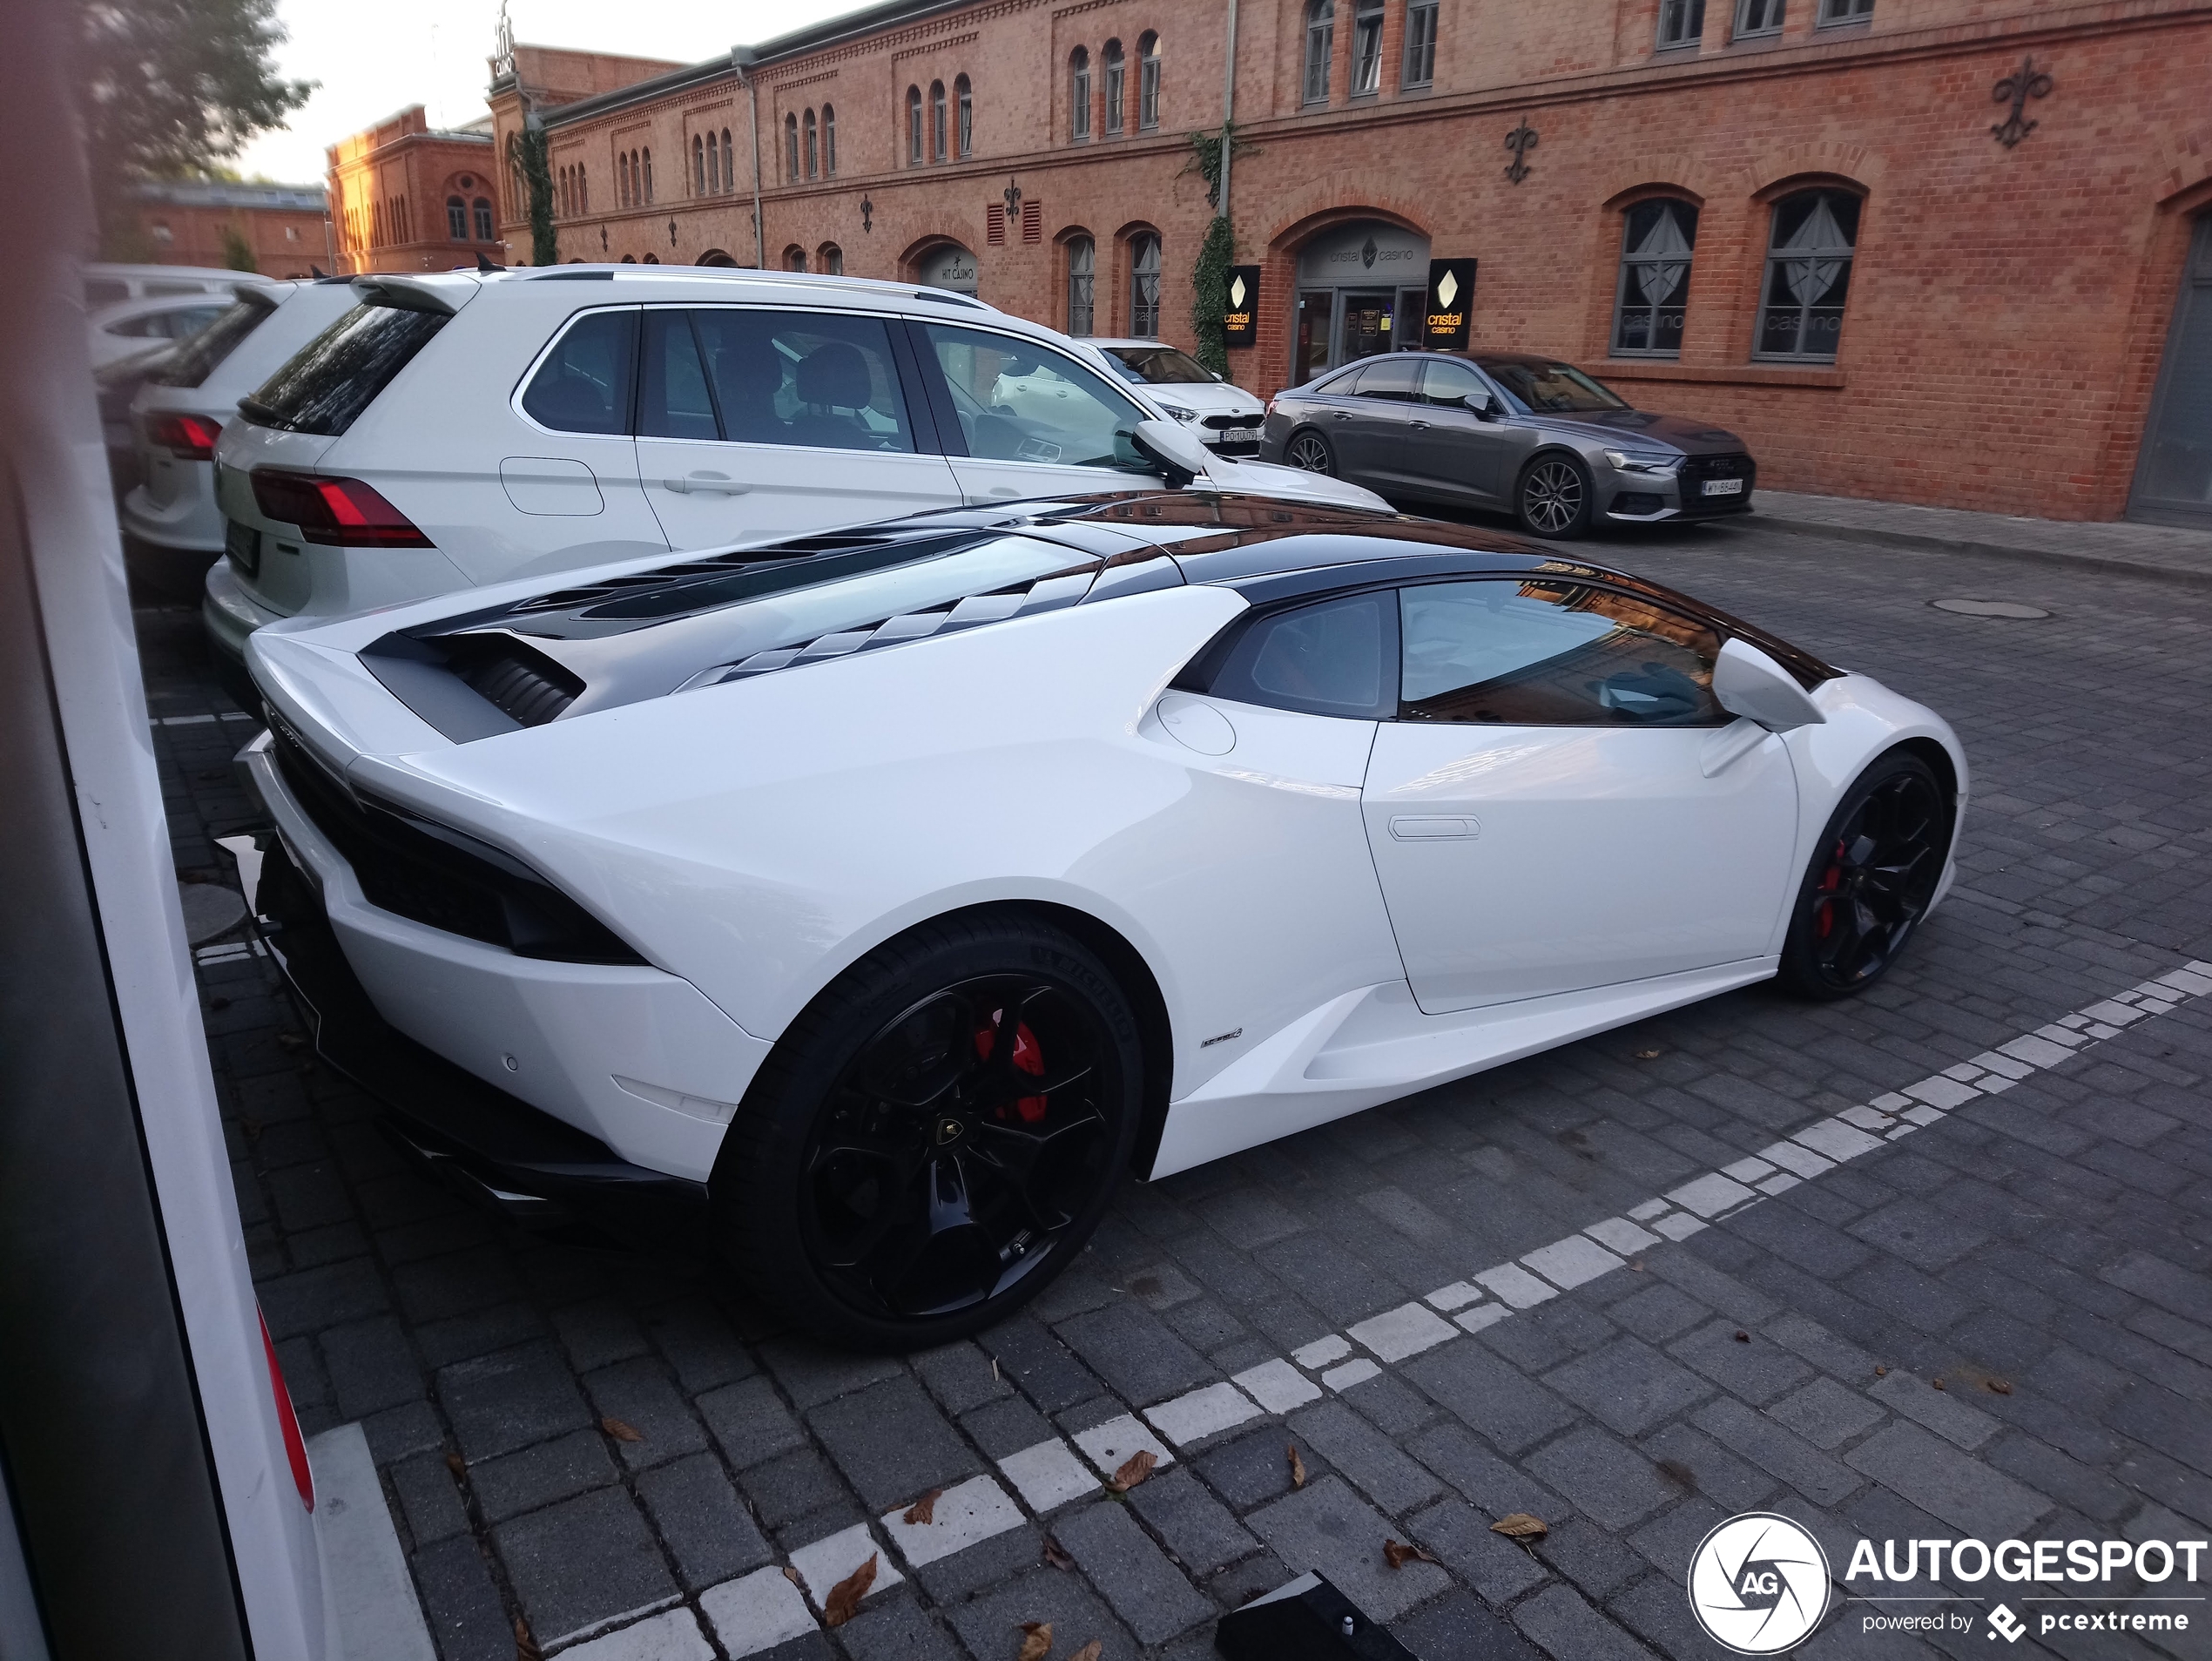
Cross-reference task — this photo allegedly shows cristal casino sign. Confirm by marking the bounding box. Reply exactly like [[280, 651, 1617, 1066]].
[[1425, 258, 1478, 350], [1222, 265, 1260, 348]]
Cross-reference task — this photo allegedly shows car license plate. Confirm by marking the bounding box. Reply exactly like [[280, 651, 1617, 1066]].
[[225, 517, 260, 576], [1221, 427, 1258, 444], [1702, 478, 1745, 496]]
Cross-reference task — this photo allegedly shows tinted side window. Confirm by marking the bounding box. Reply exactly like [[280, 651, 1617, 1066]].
[[1211, 593, 1393, 719], [689, 309, 916, 452], [1352, 359, 1423, 401], [1399, 580, 1723, 726], [915, 321, 1149, 468], [637, 311, 718, 439], [1419, 360, 1487, 407], [242, 302, 450, 436], [521, 309, 639, 436], [153, 295, 273, 388]]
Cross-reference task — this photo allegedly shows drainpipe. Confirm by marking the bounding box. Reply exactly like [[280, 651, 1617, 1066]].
[[1218, 0, 1238, 219], [733, 45, 764, 268]]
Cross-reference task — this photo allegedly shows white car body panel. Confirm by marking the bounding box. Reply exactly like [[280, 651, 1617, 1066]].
[[239, 508, 1966, 1197], [123, 281, 363, 557], [1362, 719, 1799, 1011]]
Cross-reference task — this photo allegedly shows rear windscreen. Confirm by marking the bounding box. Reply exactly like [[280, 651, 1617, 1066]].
[[152, 294, 276, 389], [239, 302, 448, 436]]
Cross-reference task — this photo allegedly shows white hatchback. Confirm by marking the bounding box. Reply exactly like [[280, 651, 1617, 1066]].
[[1087, 339, 1268, 456], [204, 266, 1386, 706], [121, 278, 363, 591]]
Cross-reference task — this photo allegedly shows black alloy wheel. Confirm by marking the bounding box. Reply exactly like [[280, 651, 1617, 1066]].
[[1517, 454, 1593, 538], [1285, 430, 1335, 475], [714, 912, 1140, 1349], [1777, 752, 1949, 1000]]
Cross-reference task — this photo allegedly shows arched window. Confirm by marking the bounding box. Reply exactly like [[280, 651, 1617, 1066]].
[[620, 253, 637, 263], [1352, 0, 1384, 94], [907, 86, 924, 165], [577, 169, 587, 213], [1137, 33, 1162, 130], [1304, 0, 1334, 104], [1757, 189, 1859, 360], [1066, 235, 1095, 334], [804, 109, 818, 178], [786, 245, 807, 272], [691, 135, 703, 194], [447, 195, 467, 240], [1612, 199, 1699, 357], [473, 198, 495, 240], [643, 252, 659, 263], [720, 129, 733, 193], [1130, 233, 1161, 336], [1403, 0, 1440, 86], [955, 74, 973, 159], [1069, 48, 1092, 141], [616, 154, 629, 209], [823, 105, 837, 175], [1103, 41, 1125, 135], [930, 80, 948, 161], [819, 243, 843, 274], [642, 149, 652, 204], [786, 113, 799, 181]]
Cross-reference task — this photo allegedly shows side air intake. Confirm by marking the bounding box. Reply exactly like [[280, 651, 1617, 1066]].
[[447, 638, 585, 726]]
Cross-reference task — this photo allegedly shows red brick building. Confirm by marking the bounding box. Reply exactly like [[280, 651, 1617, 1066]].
[[132, 181, 330, 276], [475, 0, 2212, 524], [327, 106, 506, 275]]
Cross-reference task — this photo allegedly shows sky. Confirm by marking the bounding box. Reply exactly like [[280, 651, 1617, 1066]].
[[234, 0, 860, 183]]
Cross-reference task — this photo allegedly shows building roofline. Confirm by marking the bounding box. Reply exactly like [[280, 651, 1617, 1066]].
[[528, 0, 974, 131]]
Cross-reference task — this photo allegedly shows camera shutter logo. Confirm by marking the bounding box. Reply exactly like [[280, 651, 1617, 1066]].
[[1688, 1513, 1831, 1654]]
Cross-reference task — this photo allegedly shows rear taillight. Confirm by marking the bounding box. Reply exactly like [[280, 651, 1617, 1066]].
[[1263, 397, 1278, 420], [259, 1307, 314, 1511], [147, 412, 222, 460], [250, 470, 435, 548]]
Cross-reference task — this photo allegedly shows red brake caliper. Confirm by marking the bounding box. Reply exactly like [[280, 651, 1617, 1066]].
[[1816, 840, 1844, 938], [975, 1014, 1049, 1123]]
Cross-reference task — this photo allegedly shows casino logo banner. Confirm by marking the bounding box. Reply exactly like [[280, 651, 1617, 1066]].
[[1223, 265, 1260, 348], [1425, 258, 1477, 349]]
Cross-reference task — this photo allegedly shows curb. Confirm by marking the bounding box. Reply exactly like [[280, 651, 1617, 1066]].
[[1747, 509, 2212, 592]]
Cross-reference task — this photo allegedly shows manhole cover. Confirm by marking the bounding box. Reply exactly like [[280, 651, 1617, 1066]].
[[179, 881, 247, 944], [1931, 598, 2050, 618]]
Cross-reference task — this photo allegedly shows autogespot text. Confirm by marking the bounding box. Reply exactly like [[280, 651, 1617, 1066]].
[[1851, 1536, 2204, 1638]]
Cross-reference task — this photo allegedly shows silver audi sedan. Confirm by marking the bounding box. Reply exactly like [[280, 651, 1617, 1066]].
[[1260, 350, 1757, 538]]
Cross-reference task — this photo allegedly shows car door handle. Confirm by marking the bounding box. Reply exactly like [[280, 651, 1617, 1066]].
[[1329, 409, 1352, 420], [664, 471, 750, 496], [1408, 420, 1432, 431], [1389, 815, 1480, 841]]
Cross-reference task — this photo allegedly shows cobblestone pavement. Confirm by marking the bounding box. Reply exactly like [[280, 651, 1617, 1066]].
[[139, 513, 2212, 1661]]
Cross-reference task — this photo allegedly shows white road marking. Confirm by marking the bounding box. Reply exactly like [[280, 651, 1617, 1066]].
[[878, 1474, 1025, 1568], [1233, 1357, 1324, 1415], [1145, 1381, 1264, 1447], [698, 1567, 816, 1658], [1345, 1301, 1458, 1362], [1073, 1415, 1175, 1479], [552, 1607, 714, 1660], [786, 1521, 900, 1614], [997, 1438, 1101, 1513]]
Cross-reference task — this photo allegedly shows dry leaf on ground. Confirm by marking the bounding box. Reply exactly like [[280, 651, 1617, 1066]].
[[1069, 1643, 1103, 1661], [1287, 1443, 1306, 1489], [782, 1565, 804, 1588], [1383, 1539, 1439, 1570], [444, 1450, 466, 1479], [1491, 1513, 1548, 1542], [1016, 1619, 1054, 1660], [904, 1487, 943, 1525], [1107, 1449, 1157, 1492], [600, 1417, 643, 1442], [1042, 1534, 1076, 1570], [1986, 1379, 2013, 1395], [822, 1553, 877, 1627], [513, 1615, 543, 1661]]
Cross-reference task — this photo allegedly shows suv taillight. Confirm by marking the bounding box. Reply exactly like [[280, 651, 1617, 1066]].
[[1263, 396, 1278, 420], [147, 412, 222, 460], [250, 470, 435, 548]]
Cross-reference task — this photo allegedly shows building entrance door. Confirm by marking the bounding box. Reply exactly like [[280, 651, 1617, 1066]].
[[1293, 290, 1332, 385], [1340, 289, 1397, 361], [2131, 215, 2212, 527]]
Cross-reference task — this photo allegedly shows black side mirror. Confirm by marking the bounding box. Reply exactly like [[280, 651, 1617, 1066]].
[[1463, 392, 1496, 420]]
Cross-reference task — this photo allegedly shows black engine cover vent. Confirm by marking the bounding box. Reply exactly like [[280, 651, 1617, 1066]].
[[445, 636, 585, 726]]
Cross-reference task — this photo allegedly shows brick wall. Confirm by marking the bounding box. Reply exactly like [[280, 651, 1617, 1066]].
[[487, 0, 2212, 521]]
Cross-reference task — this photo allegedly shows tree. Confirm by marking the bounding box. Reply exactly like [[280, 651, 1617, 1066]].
[[78, 0, 314, 258], [219, 225, 256, 271], [1183, 125, 1257, 378], [509, 124, 557, 267]]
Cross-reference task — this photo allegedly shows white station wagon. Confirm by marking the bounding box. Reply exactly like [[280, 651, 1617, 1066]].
[[204, 266, 1384, 707]]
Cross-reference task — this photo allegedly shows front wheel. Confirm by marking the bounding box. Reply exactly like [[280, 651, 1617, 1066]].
[[713, 911, 1142, 1350], [1777, 752, 1950, 1000], [1515, 454, 1594, 538], [1285, 429, 1336, 475]]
